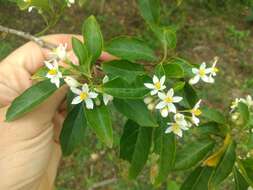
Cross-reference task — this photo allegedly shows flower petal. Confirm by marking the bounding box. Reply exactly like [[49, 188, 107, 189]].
[[89, 92, 98, 99], [173, 96, 183, 103], [44, 61, 53, 70], [156, 101, 167, 109], [200, 62, 206, 69], [189, 75, 200, 85], [167, 88, 174, 97], [144, 83, 155, 89], [168, 103, 177, 113], [71, 87, 82, 95], [192, 68, 199, 74], [150, 90, 158, 95], [71, 96, 82, 105], [201, 75, 210, 83], [160, 108, 169, 118], [82, 83, 89, 92], [160, 75, 166, 85], [165, 126, 173, 134], [158, 92, 166, 100], [85, 98, 94, 109], [153, 75, 159, 83]]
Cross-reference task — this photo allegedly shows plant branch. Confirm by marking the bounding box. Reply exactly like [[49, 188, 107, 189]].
[[88, 178, 117, 190], [0, 25, 56, 50]]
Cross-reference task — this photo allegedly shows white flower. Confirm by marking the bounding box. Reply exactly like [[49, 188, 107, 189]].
[[45, 60, 62, 88], [144, 75, 166, 95], [64, 76, 81, 88], [230, 98, 241, 112], [156, 88, 183, 115], [210, 57, 219, 77], [165, 113, 189, 137], [71, 84, 98, 109], [67, 0, 75, 7], [189, 62, 213, 85], [191, 100, 202, 126], [241, 95, 253, 108], [50, 43, 68, 61], [102, 76, 113, 105]]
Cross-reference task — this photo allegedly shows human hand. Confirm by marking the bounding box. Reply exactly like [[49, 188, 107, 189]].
[[0, 34, 114, 190]]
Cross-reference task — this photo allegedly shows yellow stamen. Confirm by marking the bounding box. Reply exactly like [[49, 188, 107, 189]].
[[172, 124, 180, 132], [165, 97, 173, 103], [192, 109, 202, 116], [154, 82, 161, 90], [80, 92, 88, 100], [213, 67, 219, 73], [48, 69, 57, 75], [199, 69, 206, 76]]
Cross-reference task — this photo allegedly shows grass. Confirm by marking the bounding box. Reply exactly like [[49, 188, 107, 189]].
[[1, 0, 253, 189]]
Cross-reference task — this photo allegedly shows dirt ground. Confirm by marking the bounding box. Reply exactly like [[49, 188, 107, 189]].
[[0, 0, 253, 189]]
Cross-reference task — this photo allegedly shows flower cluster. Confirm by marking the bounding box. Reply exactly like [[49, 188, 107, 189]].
[[144, 75, 202, 137], [43, 44, 113, 109], [189, 57, 219, 85]]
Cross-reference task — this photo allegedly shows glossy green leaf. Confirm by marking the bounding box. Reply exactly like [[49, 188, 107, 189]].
[[179, 83, 198, 108], [169, 57, 194, 78], [181, 166, 214, 190], [238, 102, 250, 125], [102, 60, 145, 83], [85, 105, 113, 147], [174, 139, 214, 170], [173, 81, 185, 91], [6, 80, 60, 121], [113, 99, 157, 127], [72, 37, 91, 75], [163, 63, 184, 78], [137, 0, 160, 24], [233, 167, 249, 190], [201, 106, 226, 124], [209, 141, 236, 189], [195, 122, 224, 137], [238, 158, 253, 187], [66, 90, 75, 113], [102, 76, 149, 99], [154, 117, 176, 185], [82, 15, 103, 62], [60, 104, 87, 156], [120, 120, 152, 179], [105, 36, 157, 62]]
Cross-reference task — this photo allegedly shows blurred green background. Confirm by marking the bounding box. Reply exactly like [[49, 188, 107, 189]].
[[1, 0, 253, 189]]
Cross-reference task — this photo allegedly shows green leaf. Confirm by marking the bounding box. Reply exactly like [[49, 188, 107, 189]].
[[233, 167, 249, 190], [179, 83, 198, 108], [66, 90, 75, 113], [120, 120, 153, 179], [102, 60, 145, 83], [154, 117, 176, 185], [6, 80, 60, 121], [238, 102, 250, 125], [167, 181, 180, 190], [173, 81, 185, 91], [174, 139, 214, 171], [85, 105, 113, 147], [163, 63, 184, 78], [195, 122, 224, 137], [181, 166, 214, 190], [105, 36, 157, 62], [137, 0, 160, 24], [209, 141, 236, 189], [102, 76, 150, 99], [0, 41, 12, 61], [82, 15, 103, 62], [201, 106, 226, 124], [237, 158, 253, 187], [164, 29, 177, 49], [169, 57, 194, 78], [113, 99, 157, 127], [72, 37, 91, 75], [60, 104, 87, 156]]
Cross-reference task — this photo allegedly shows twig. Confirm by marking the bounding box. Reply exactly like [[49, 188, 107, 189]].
[[88, 178, 117, 190], [0, 25, 57, 50]]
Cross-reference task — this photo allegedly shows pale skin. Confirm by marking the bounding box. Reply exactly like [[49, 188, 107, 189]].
[[0, 34, 114, 190]]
